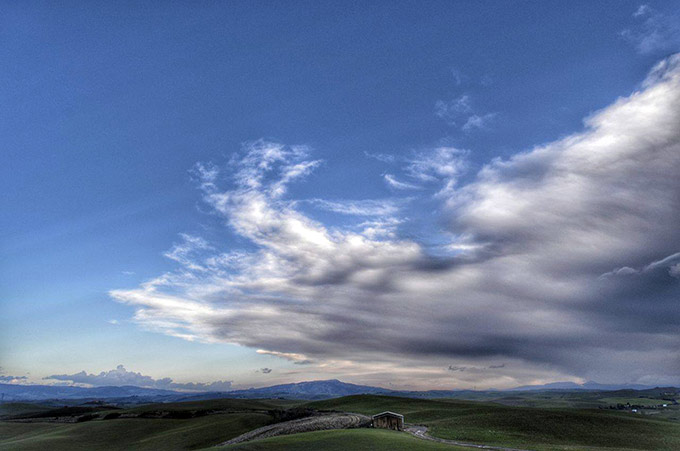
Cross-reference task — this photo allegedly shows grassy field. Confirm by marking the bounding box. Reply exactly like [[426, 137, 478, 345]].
[[306, 395, 680, 450], [0, 398, 301, 451], [210, 428, 466, 450], [433, 388, 679, 411], [0, 413, 271, 451], [0, 403, 53, 418], [2, 394, 680, 450]]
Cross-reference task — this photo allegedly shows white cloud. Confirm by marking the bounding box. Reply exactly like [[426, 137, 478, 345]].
[[257, 350, 313, 365], [633, 4, 651, 17], [364, 151, 396, 163], [462, 113, 497, 132], [357, 217, 403, 239], [376, 147, 469, 197], [112, 55, 680, 389], [0, 375, 28, 383], [45, 365, 233, 392], [383, 173, 421, 190], [404, 147, 468, 183], [307, 198, 405, 216], [435, 94, 497, 133], [163, 233, 212, 271], [601, 252, 680, 278], [435, 95, 472, 125]]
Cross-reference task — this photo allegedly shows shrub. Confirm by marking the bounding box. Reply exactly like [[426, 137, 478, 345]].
[[164, 410, 193, 419]]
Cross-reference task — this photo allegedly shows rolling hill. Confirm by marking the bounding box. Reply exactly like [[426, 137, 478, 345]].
[[2, 394, 679, 450]]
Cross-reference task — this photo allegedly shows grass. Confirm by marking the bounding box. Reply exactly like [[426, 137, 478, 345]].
[[425, 388, 680, 411], [0, 412, 271, 451], [0, 397, 312, 451], [306, 395, 680, 450], [0, 397, 306, 451], [209, 428, 466, 450], [0, 403, 53, 419], [2, 394, 680, 450]]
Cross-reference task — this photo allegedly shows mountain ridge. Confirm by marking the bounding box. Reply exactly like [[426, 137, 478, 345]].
[[0, 378, 672, 402]]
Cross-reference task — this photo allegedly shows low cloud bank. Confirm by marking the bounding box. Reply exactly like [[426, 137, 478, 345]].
[[46, 365, 232, 392]]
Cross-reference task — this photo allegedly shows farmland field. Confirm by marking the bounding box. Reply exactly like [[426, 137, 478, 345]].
[[306, 395, 680, 450], [2, 394, 680, 450]]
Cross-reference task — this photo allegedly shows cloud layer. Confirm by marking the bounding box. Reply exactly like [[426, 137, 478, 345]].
[[46, 365, 233, 391], [112, 55, 680, 389]]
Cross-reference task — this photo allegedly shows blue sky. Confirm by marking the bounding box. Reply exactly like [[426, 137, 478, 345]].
[[2, 1, 680, 390]]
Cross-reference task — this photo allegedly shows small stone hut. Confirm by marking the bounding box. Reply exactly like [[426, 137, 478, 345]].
[[372, 411, 404, 431]]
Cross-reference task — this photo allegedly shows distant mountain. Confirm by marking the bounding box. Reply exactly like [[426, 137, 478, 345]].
[[0, 379, 386, 402], [509, 381, 657, 391], [216, 379, 390, 400], [1, 378, 671, 402], [0, 383, 180, 401]]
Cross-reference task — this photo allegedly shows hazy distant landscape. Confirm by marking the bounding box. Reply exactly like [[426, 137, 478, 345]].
[[0, 378, 675, 402]]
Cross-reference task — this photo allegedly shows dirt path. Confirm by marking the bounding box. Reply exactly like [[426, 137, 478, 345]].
[[219, 412, 371, 445], [405, 425, 530, 451]]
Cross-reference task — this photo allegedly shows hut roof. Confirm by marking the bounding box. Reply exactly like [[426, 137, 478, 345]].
[[372, 411, 404, 419]]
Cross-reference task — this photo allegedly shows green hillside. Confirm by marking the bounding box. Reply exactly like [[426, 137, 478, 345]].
[[0, 397, 303, 451], [0, 403, 53, 419], [306, 395, 680, 450], [0, 413, 270, 451], [2, 394, 680, 451]]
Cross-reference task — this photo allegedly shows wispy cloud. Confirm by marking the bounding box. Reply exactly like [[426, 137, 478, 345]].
[[378, 147, 469, 196], [462, 113, 497, 132], [307, 198, 405, 217], [448, 67, 465, 86], [163, 233, 212, 271], [620, 4, 680, 54], [404, 147, 468, 183], [435, 93, 497, 133], [435, 95, 472, 125], [364, 151, 396, 164], [383, 173, 422, 190], [257, 350, 313, 365]]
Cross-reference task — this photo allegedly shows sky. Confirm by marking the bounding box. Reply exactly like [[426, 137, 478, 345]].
[[1, 1, 680, 391]]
